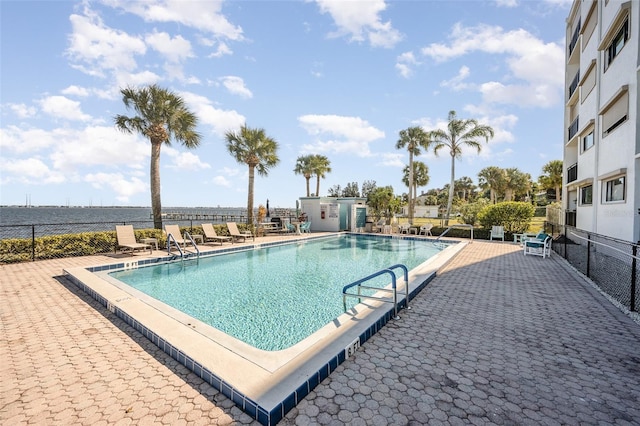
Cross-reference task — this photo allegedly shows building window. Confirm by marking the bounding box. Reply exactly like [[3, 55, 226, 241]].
[[604, 18, 628, 71], [581, 131, 594, 152], [580, 185, 593, 205], [601, 88, 629, 137], [604, 176, 625, 202]]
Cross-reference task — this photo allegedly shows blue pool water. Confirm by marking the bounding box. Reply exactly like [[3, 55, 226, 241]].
[[109, 234, 445, 351]]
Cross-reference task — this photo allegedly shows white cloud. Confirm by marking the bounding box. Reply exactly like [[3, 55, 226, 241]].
[[145, 31, 194, 63], [8, 103, 37, 119], [102, 0, 244, 40], [219, 76, 253, 99], [0, 126, 58, 154], [495, 0, 518, 7], [66, 9, 146, 77], [441, 66, 471, 91], [179, 91, 246, 136], [298, 114, 385, 157], [0, 157, 66, 184], [61, 85, 90, 97], [212, 175, 232, 187], [39, 96, 92, 121], [314, 0, 402, 48], [395, 51, 419, 78], [165, 150, 211, 171], [421, 23, 564, 107], [85, 172, 148, 202]]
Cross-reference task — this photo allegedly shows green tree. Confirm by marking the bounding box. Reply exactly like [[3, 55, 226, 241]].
[[327, 184, 341, 197], [402, 161, 430, 208], [539, 160, 563, 202], [396, 126, 431, 224], [478, 166, 506, 204], [430, 111, 494, 226], [477, 201, 535, 233], [504, 168, 531, 202], [294, 155, 314, 197], [454, 176, 477, 201], [459, 198, 491, 226], [114, 84, 201, 229], [310, 154, 332, 196], [225, 125, 279, 225], [342, 182, 360, 197], [361, 180, 377, 199], [366, 186, 401, 220]]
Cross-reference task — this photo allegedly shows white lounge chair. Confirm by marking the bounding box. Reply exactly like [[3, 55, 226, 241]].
[[490, 225, 505, 241], [115, 225, 152, 255], [398, 223, 410, 234], [419, 223, 433, 236], [201, 223, 232, 245], [226, 222, 254, 242], [523, 233, 552, 258], [165, 224, 193, 247]]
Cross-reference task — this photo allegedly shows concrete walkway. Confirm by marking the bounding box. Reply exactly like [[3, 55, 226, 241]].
[[2, 240, 640, 425]]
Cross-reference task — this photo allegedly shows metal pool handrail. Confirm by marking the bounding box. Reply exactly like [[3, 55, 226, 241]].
[[436, 223, 474, 241], [342, 264, 409, 319], [167, 233, 183, 257]]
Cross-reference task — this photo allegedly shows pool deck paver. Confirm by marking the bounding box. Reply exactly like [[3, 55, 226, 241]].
[[2, 236, 640, 425]]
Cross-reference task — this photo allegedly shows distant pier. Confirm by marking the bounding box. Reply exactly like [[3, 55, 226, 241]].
[[152, 212, 248, 223]]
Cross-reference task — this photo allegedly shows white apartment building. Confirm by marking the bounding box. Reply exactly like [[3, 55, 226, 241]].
[[564, 0, 639, 243]]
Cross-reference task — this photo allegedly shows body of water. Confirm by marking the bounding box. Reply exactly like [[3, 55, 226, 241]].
[[0, 206, 291, 239]]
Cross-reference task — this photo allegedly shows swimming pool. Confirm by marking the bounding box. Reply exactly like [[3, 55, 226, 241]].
[[65, 232, 466, 425], [108, 234, 444, 351]]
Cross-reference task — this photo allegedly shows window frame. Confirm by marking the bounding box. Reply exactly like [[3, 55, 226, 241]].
[[603, 176, 626, 203], [580, 184, 593, 205], [604, 17, 629, 71], [581, 130, 594, 152]]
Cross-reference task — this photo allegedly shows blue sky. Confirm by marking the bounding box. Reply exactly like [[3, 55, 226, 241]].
[[0, 0, 571, 209]]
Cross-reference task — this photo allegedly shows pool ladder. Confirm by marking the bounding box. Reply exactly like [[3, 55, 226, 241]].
[[167, 232, 200, 259], [342, 264, 409, 319]]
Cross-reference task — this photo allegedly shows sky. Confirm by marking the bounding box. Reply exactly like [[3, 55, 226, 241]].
[[0, 0, 572, 209]]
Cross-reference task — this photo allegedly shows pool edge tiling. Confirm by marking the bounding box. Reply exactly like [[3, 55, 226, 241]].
[[64, 234, 466, 425]]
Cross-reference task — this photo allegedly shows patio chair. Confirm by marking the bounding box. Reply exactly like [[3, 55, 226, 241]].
[[115, 225, 152, 255], [419, 223, 433, 236], [165, 224, 193, 248], [226, 222, 254, 242], [490, 225, 505, 241], [300, 221, 311, 233], [201, 223, 232, 245], [398, 223, 410, 234], [372, 219, 386, 233], [523, 233, 552, 258]]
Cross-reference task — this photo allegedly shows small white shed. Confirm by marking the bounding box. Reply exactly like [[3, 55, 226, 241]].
[[299, 197, 368, 232]]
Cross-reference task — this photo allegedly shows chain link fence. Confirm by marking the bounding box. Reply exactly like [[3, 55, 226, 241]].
[[547, 223, 639, 312]]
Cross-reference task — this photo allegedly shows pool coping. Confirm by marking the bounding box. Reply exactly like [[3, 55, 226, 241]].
[[64, 233, 467, 425]]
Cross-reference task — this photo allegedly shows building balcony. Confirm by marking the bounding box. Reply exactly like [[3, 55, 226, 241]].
[[568, 18, 581, 57], [568, 70, 580, 100], [568, 116, 579, 140], [567, 163, 578, 183]]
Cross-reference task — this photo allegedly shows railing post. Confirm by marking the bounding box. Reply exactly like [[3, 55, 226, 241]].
[[31, 225, 35, 262], [586, 234, 591, 278], [564, 225, 568, 259], [631, 244, 637, 312]]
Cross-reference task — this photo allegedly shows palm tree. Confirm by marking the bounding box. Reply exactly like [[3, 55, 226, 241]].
[[310, 154, 331, 197], [402, 161, 430, 210], [454, 176, 476, 201], [294, 155, 314, 197], [430, 111, 494, 226], [114, 84, 201, 229], [478, 166, 507, 204], [539, 160, 563, 202], [396, 126, 431, 224], [225, 125, 279, 225], [504, 168, 531, 202]]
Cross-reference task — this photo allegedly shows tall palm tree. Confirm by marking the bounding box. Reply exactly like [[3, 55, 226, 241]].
[[310, 154, 331, 197], [430, 111, 494, 226], [225, 125, 279, 225], [539, 160, 563, 202], [504, 168, 531, 201], [396, 126, 431, 224], [114, 84, 201, 229], [478, 166, 506, 204], [402, 161, 430, 209], [294, 155, 314, 197]]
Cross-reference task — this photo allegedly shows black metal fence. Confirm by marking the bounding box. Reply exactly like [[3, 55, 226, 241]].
[[0, 219, 249, 264], [547, 224, 639, 312]]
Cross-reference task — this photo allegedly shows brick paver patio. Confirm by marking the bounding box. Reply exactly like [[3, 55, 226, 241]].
[[2, 240, 639, 425]]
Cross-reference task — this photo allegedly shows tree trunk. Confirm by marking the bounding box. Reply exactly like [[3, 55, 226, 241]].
[[315, 175, 321, 197], [555, 185, 561, 202], [408, 151, 414, 225], [305, 177, 311, 197], [445, 153, 455, 227], [150, 142, 163, 229], [247, 165, 255, 224]]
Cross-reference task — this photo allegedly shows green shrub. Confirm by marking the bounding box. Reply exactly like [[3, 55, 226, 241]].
[[458, 199, 490, 226], [477, 202, 535, 233]]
